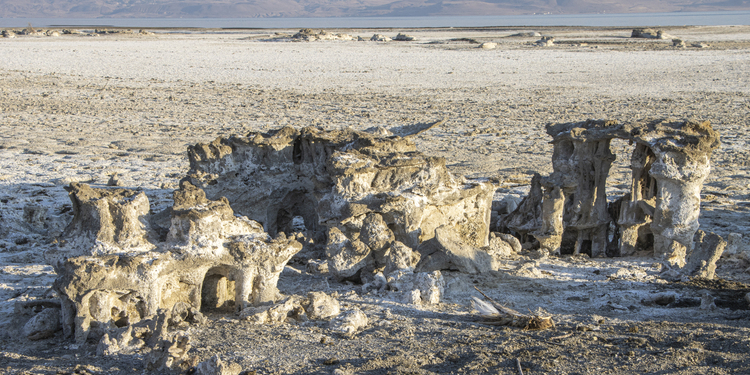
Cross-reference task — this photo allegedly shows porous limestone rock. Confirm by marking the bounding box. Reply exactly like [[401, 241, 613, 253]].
[[383, 241, 421, 275], [54, 182, 154, 259], [386, 270, 445, 305], [292, 29, 355, 41], [684, 231, 726, 279], [12, 299, 61, 340], [306, 259, 329, 274], [146, 330, 195, 373], [502, 118, 720, 269], [488, 233, 516, 258], [97, 325, 147, 356], [535, 36, 555, 46], [329, 308, 368, 335], [360, 213, 395, 260], [51, 182, 302, 344], [416, 226, 498, 274], [497, 233, 522, 253], [724, 233, 743, 255], [304, 291, 340, 320], [23, 307, 61, 340], [632, 29, 671, 39], [326, 226, 373, 280], [46, 122, 498, 347], [239, 296, 305, 325], [184, 124, 496, 282], [370, 34, 391, 41], [195, 355, 243, 375], [393, 33, 416, 41]]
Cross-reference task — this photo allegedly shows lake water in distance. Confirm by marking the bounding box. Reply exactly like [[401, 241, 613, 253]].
[[1, 11, 748, 29]]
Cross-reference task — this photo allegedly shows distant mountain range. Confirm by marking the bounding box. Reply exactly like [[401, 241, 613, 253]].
[[1, 0, 748, 18]]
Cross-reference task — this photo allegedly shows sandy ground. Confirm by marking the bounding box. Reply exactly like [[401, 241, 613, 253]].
[[1, 25, 750, 374]]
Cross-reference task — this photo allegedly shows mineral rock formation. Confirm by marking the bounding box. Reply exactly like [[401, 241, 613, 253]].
[[535, 36, 555, 46], [292, 28, 355, 41], [50, 182, 302, 344], [684, 230, 726, 279], [54, 182, 154, 259], [43, 122, 500, 345], [631, 28, 671, 39], [386, 270, 445, 305], [97, 325, 147, 356], [23, 307, 61, 340], [195, 355, 242, 375], [393, 33, 416, 41], [329, 308, 368, 335], [304, 292, 341, 320], [416, 226, 498, 274], [370, 34, 392, 41], [183, 124, 497, 281], [502, 118, 720, 269], [383, 241, 421, 275], [239, 295, 306, 324]]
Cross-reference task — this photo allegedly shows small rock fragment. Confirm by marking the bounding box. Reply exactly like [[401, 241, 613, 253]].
[[498, 233, 522, 253], [699, 290, 716, 310], [416, 226, 497, 273], [240, 296, 304, 324], [307, 259, 329, 274], [24, 307, 61, 340], [535, 36, 554, 46], [305, 292, 340, 320], [685, 231, 726, 279], [370, 34, 391, 42], [383, 241, 420, 275], [326, 227, 373, 280], [488, 233, 515, 258], [195, 355, 242, 375], [107, 173, 123, 186], [724, 233, 743, 255], [393, 33, 415, 41], [631, 28, 671, 39], [329, 308, 368, 335], [643, 292, 677, 306], [387, 270, 444, 305], [360, 213, 395, 259], [97, 325, 145, 356]]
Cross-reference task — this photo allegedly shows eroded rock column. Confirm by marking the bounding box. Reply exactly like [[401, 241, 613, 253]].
[[618, 143, 657, 256], [649, 148, 712, 266]]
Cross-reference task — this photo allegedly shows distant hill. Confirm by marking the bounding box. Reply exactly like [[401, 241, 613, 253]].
[[1, 0, 748, 18]]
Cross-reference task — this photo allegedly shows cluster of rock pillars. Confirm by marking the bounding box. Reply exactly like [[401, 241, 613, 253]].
[[19, 117, 726, 371]]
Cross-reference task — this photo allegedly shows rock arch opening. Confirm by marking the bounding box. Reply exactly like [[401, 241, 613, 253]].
[[200, 267, 237, 313], [502, 119, 720, 265]]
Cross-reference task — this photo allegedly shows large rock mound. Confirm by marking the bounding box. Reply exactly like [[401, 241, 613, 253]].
[[184, 123, 498, 281]]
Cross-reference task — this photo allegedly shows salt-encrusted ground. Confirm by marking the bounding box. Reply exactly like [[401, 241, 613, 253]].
[[1, 26, 749, 374]]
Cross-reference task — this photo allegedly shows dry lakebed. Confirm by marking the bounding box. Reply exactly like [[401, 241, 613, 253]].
[[1, 25, 750, 374]]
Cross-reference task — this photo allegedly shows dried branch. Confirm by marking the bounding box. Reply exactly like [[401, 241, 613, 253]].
[[472, 286, 555, 330]]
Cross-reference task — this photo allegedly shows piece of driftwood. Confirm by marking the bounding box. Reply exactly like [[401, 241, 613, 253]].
[[472, 287, 554, 330]]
